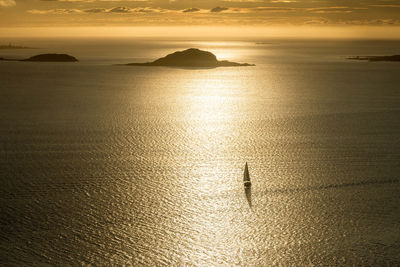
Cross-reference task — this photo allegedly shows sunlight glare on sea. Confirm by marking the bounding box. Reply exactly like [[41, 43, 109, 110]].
[[0, 38, 399, 265]]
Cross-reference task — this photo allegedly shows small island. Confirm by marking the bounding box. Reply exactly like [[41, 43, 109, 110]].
[[0, 53, 78, 62], [347, 55, 400, 62], [22, 54, 78, 62], [125, 48, 254, 68]]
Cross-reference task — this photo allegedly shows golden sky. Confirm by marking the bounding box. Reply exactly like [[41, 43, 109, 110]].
[[1, 0, 400, 37]]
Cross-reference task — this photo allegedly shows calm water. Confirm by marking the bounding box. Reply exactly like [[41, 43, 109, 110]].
[[1, 39, 400, 265]]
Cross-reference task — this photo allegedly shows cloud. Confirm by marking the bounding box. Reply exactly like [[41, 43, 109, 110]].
[[250, 6, 298, 12], [307, 6, 367, 14], [84, 8, 107, 13], [370, 4, 400, 8], [28, 6, 167, 14], [304, 18, 330, 25], [210, 6, 229, 12], [182, 7, 200, 13], [106, 7, 164, 13], [26, 4, 373, 17], [28, 9, 83, 14], [21, 1, 400, 28], [109, 6, 131, 13], [0, 0, 15, 7], [369, 19, 400, 25]]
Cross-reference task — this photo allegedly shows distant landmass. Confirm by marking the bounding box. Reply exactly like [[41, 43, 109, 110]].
[[0, 53, 78, 62], [22, 54, 78, 62], [0, 57, 17, 61], [0, 44, 35, 49], [348, 55, 400, 62], [125, 48, 254, 68]]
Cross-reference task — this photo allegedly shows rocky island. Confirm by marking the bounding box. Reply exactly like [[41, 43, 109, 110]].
[[125, 48, 254, 68], [22, 54, 78, 62], [348, 55, 400, 62]]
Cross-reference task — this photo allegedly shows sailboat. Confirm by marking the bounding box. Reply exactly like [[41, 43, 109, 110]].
[[244, 162, 251, 187]]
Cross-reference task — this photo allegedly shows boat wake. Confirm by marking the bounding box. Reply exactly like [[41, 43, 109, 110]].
[[262, 178, 399, 195]]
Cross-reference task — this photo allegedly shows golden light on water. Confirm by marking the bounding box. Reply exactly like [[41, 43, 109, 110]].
[[166, 69, 256, 264], [1, 35, 399, 265]]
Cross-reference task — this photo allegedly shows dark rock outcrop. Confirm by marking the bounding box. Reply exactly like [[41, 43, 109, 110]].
[[126, 48, 254, 68], [22, 54, 78, 62], [348, 55, 400, 62]]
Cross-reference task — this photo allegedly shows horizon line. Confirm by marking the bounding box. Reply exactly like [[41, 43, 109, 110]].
[[1, 26, 400, 39]]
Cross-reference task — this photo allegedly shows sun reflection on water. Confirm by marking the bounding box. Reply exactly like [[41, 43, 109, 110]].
[[169, 69, 255, 264]]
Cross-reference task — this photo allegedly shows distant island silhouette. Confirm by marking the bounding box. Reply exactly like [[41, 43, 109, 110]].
[[23, 54, 78, 62], [0, 54, 78, 62], [125, 48, 254, 68], [0, 43, 35, 50], [348, 55, 400, 62]]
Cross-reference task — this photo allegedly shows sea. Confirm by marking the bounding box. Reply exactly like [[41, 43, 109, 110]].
[[1, 38, 399, 266]]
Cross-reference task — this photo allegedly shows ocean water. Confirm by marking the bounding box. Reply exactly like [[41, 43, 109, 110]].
[[1, 38, 400, 265]]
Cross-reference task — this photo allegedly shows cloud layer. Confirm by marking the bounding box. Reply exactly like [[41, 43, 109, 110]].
[[2, 0, 400, 27], [0, 0, 16, 7]]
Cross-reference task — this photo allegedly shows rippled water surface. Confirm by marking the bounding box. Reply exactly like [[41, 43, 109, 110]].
[[1, 39, 400, 265]]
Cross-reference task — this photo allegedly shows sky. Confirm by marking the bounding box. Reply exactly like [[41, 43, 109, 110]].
[[1, 0, 400, 38]]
